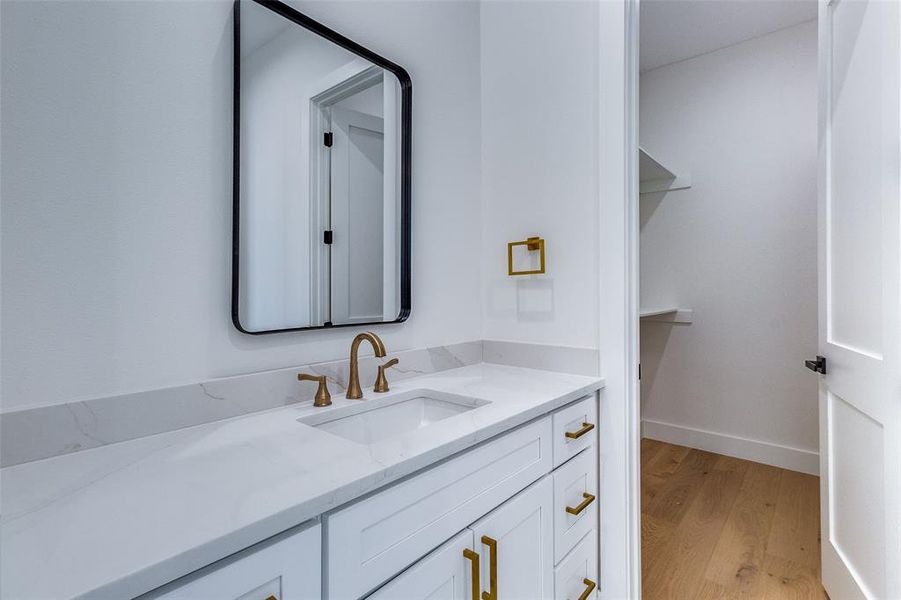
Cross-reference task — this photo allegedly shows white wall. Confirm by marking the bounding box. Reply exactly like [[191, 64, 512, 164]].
[[639, 21, 819, 472], [479, 6, 636, 597], [479, 0, 599, 351], [0, 0, 483, 412], [596, 0, 641, 595]]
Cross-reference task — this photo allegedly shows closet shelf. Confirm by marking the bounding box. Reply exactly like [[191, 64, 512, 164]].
[[639, 147, 691, 194], [640, 307, 693, 324]]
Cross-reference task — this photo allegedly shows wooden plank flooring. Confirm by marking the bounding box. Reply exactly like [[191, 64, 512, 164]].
[[641, 439, 826, 599]]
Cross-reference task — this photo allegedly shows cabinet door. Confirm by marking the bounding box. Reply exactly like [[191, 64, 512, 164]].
[[553, 448, 597, 562], [148, 522, 320, 600], [468, 476, 555, 600], [554, 531, 598, 600], [367, 530, 475, 600], [327, 418, 552, 600]]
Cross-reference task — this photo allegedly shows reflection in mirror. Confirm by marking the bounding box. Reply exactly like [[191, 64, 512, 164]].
[[235, 0, 410, 333]]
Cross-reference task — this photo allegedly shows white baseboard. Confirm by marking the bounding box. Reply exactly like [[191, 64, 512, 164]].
[[641, 419, 819, 475]]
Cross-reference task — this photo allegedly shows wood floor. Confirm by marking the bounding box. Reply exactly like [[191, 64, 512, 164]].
[[641, 439, 826, 599]]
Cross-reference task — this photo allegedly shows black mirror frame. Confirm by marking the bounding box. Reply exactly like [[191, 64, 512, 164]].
[[232, 0, 412, 335]]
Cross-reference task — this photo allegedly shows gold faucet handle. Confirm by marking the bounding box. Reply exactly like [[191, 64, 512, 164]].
[[373, 358, 399, 393], [298, 373, 331, 407]]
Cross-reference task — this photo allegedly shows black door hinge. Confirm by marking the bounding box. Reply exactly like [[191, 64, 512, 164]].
[[638, 363, 641, 380], [805, 355, 827, 374], [323, 132, 333, 147], [323, 230, 333, 245]]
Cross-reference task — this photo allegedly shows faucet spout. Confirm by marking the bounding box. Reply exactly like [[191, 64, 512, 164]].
[[347, 332, 387, 399]]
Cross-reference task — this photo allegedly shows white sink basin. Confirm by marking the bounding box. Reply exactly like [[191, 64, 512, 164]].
[[299, 389, 489, 445]]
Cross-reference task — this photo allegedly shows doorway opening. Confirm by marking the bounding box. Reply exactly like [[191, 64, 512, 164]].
[[636, 2, 824, 597]]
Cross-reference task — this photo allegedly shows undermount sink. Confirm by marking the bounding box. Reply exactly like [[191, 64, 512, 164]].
[[299, 389, 489, 445]]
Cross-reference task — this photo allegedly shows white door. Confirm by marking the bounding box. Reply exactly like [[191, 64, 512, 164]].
[[329, 105, 385, 325], [816, 0, 900, 598], [468, 477, 555, 600], [367, 530, 475, 600]]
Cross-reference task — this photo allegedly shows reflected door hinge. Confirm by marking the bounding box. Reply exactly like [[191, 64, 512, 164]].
[[323, 132, 333, 147], [323, 230, 333, 245]]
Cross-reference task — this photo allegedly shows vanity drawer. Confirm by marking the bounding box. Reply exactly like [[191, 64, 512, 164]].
[[553, 448, 598, 562], [552, 396, 597, 467], [554, 531, 598, 600], [146, 521, 321, 600], [325, 417, 553, 600]]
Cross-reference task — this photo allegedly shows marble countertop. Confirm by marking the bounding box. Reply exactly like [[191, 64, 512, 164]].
[[0, 364, 604, 600]]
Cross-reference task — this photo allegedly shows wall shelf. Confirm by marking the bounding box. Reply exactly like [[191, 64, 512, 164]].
[[640, 307, 693, 324], [639, 147, 691, 194]]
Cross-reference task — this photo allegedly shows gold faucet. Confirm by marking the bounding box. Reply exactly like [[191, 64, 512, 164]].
[[374, 358, 400, 393], [298, 373, 332, 407], [346, 332, 387, 399]]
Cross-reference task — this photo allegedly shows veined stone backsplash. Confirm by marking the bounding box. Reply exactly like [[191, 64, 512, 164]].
[[0, 340, 598, 467]]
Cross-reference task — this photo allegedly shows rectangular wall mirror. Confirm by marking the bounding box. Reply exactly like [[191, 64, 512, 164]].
[[233, 0, 411, 334]]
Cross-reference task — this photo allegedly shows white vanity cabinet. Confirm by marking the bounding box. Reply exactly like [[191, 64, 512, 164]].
[[325, 418, 553, 599], [351, 395, 599, 600], [145, 395, 598, 600], [366, 530, 475, 600], [366, 477, 555, 600], [553, 447, 598, 560], [146, 521, 321, 600], [469, 476, 555, 599], [554, 530, 599, 600]]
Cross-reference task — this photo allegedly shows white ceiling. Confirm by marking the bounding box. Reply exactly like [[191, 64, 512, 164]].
[[640, 0, 817, 72]]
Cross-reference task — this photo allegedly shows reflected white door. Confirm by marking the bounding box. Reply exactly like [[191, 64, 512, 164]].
[[330, 106, 385, 325], [817, 0, 900, 598]]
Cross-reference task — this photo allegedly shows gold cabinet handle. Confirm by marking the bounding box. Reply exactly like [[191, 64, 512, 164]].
[[576, 578, 597, 600], [565, 492, 596, 515], [463, 548, 481, 600], [565, 422, 595, 440], [481, 536, 498, 600]]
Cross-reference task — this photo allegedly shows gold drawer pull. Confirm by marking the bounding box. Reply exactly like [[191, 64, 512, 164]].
[[481, 536, 498, 600], [565, 422, 595, 440], [265, 596, 277, 600], [565, 492, 596, 515], [577, 578, 597, 600], [463, 548, 481, 600]]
